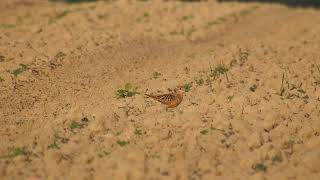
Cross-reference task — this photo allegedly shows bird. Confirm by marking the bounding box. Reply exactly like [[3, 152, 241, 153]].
[[145, 87, 184, 108]]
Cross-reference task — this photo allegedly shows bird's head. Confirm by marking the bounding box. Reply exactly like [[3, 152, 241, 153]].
[[174, 85, 184, 94]]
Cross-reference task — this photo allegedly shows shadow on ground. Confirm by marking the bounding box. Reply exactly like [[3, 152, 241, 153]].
[[218, 0, 320, 8]]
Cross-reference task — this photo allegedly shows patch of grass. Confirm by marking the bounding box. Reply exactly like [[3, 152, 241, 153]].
[[137, 12, 150, 22], [70, 121, 84, 131], [153, 71, 162, 79], [227, 95, 234, 102], [249, 84, 258, 92], [98, 150, 110, 158], [195, 78, 204, 86], [205, 21, 219, 29], [143, 12, 150, 18], [185, 26, 197, 37], [11, 64, 28, 77], [117, 140, 129, 147], [182, 83, 192, 92], [253, 163, 267, 172], [169, 30, 179, 36], [0, 24, 16, 29], [69, 117, 89, 132], [0, 148, 27, 159], [287, 139, 295, 146], [48, 141, 60, 149], [200, 129, 209, 135], [116, 83, 139, 98], [271, 155, 282, 163], [55, 51, 66, 59], [210, 64, 228, 78], [134, 128, 142, 135]]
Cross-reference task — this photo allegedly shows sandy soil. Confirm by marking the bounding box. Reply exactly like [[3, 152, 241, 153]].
[[0, 0, 320, 179]]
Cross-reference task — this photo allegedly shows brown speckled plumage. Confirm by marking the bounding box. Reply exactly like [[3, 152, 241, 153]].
[[145, 88, 183, 108]]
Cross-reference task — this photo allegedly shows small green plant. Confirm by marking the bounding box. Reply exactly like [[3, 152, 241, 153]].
[[210, 64, 228, 78], [227, 95, 234, 102], [287, 139, 295, 146], [98, 150, 110, 158], [0, 76, 4, 82], [70, 117, 89, 132], [200, 129, 209, 135], [253, 163, 267, 172], [271, 155, 282, 163], [116, 83, 139, 98], [205, 21, 219, 28], [250, 84, 258, 92], [143, 12, 149, 18], [0, 148, 26, 159], [183, 83, 192, 92], [11, 64, 28, 77], [0, 24, 16, 29], [153, 71, 162, 79], [48, 141, 60, 149], [185, 26, 197, 37], [134, 128, 142, 135], [55, 51, 66, 59], [195, 79, 204, 86], [117, 140, 129, 147]]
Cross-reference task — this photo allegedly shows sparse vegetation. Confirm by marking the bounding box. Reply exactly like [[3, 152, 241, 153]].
[[195, 78, 204, 86], [253, 163, 267, 172], [134, 128, 142, 135], [227, 95, 234, 102], [272, 155, 282, 163], [70, 121, 84, 130], [210, 64, 228, 78], [70, 117, 88, 132], [200, 129, 209, 135], [116, 83, 139, 98], [98, 150, 110, 158], [185, 26, 197, 37], [153, 71, 162, 79], [48, 141, 60, 149], [0, 76, 4, 82], [55, 51, 67, 60], [11, 64, 28, 77], [182, 83, 192, 92], [0, 24, 16, 29], [205, 20, 219, 29], [0, 148, 27, 159], [287, 139, 295, 146], [117, 140, 129, 147]]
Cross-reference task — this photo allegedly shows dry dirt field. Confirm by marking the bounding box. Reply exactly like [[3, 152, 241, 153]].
[[0, 0, 320, 180]]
